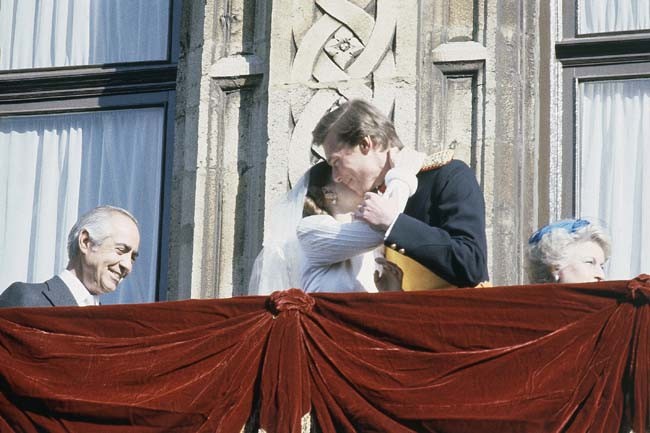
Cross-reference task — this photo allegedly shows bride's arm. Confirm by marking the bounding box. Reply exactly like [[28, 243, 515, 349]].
[[297, 215, 384, 266], [297, 148, 424, 268]]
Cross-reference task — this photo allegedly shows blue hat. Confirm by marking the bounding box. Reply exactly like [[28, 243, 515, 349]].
[[528, 219, 590, 245]]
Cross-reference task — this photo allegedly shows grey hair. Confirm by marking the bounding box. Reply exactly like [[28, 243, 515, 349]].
[[312, 99, 403, 151], [526, 220, 611, 283], [67, 205, 138, 260]]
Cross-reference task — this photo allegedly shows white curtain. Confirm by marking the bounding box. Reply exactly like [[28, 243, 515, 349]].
[[0, 0, 169, 70], [0, 108, 165, 303], [579, 0, 650, 33], [578, 79, 650, 280]]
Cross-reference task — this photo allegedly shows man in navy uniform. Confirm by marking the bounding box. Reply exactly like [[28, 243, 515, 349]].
[[312, 99, 488, 288]]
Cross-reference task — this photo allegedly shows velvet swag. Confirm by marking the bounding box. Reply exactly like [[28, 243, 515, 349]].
[[0, 277, 649, 432]]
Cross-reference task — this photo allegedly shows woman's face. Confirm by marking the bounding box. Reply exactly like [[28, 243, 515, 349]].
[[557, 240, 606, 283], [322, 181, 362, 216]]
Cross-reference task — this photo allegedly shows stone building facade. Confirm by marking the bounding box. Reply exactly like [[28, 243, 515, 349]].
[[168, 0, 541, 300], [166, 0, 650, 299]]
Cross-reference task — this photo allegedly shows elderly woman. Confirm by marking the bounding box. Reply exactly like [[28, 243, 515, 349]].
[[527, 219, 611, 284]]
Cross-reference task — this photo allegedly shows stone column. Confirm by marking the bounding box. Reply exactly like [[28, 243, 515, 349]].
[[418, 0, 540, 285], [265, 0, 419, 197], [169, 0, 271, 299]]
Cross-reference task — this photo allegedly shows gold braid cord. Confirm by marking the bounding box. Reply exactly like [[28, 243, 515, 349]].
[[419, 149, 454, 172]]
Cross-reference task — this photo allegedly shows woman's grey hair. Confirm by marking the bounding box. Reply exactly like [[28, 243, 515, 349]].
[[67, 205, 138, 260], [312, 99, 403, 152], [526, 219, 611, 283]]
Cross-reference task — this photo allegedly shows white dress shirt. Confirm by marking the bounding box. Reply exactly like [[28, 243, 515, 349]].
[[58, 269, 100, 306]]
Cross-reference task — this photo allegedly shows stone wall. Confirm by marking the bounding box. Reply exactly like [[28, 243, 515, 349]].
[[169, 0, 541, 299], [168, 0, 271, 299]]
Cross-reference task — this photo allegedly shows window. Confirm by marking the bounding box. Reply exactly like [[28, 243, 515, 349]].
[[0, 0, 181, 303], [577, 0, 650, 34], [0, 0, 170, 69], [554, 0, 650, 279]]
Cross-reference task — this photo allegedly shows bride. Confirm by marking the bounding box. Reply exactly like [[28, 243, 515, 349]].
[[248, 147, 424, 295]]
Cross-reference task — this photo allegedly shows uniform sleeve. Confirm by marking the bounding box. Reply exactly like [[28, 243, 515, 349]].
[[297, 215, 384, 267], [385, 162, 488, 287]]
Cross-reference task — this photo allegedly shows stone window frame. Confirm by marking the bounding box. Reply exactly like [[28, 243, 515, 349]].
[[0, 0, 183, 302], [547, 0, 650, 218]]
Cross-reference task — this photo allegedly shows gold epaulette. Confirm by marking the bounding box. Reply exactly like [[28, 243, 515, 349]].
[[419, 150, 454, 172]]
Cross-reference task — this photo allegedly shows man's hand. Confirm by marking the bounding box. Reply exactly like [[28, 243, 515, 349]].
[[374, 257, 403, 292], [355, 192, 399, 231]]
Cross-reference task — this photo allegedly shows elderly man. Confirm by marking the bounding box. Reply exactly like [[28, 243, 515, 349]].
[[313, 99, 488, 288], [0, 205, 140, 307]]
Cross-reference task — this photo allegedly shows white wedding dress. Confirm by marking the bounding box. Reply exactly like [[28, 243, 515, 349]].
[[249, 148, 424, 295], [297, 216, 385, 293]]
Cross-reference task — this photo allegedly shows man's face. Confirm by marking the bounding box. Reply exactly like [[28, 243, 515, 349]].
[[79, 213, 140, 295], [557, 240, 606, 284], [323, 132, 384, 195]]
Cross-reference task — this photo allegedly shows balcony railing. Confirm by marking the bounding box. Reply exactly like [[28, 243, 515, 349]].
[[0, 276, 649, 432]]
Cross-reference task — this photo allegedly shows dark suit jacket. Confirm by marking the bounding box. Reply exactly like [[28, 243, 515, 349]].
[[0, 276, 78, 307], [385, 159, 489, 287]]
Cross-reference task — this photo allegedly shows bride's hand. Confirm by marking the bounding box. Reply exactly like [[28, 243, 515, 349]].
[[374, 257, 403, 292]]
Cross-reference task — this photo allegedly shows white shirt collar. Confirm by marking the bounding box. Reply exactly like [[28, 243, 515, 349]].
[[58, 269, 100, 306]]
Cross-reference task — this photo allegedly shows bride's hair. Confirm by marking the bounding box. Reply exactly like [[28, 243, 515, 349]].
[[303, 161, 332, 217]]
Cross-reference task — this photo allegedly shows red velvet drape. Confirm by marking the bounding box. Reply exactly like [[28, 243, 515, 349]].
[[0, 276, 648, 432]]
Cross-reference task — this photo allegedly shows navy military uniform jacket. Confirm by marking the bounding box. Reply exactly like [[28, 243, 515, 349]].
[[0, 276, 77, 307], [385, 159, 489, 287]]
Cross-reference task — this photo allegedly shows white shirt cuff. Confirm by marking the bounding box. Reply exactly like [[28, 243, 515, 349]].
[[383, 214, 400, 240]]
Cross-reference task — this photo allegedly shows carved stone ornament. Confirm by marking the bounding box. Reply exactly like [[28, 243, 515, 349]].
[[323, 27, 364, 70], [286, 0, 404, 184]]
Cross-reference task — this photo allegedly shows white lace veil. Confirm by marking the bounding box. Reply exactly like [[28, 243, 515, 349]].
[[248, 171, 309, 295]]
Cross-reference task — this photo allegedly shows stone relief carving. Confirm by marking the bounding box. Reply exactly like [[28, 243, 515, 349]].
[[286, 0, 406, 184], [323, 27, 364, 69]]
